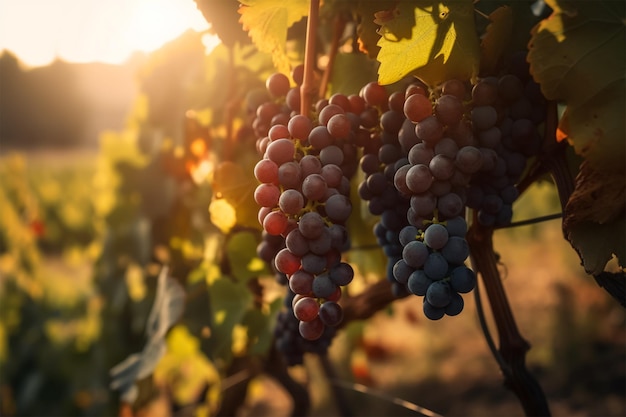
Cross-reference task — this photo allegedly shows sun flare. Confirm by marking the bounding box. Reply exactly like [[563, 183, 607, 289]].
[[0, 0, 210, 67]]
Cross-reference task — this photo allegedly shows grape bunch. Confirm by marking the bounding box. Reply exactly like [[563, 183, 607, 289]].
[[253, 71, 362, 342], [274, 288, 336, 366], [465, 72, 546, 226], [387, 80, 482, 319], [393, 217, 476, 319], [357, 86, 415, 296]]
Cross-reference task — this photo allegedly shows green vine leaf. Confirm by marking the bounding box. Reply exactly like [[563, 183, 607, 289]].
[[479, 5, 513, 76], [355, 0, 394, 59], [563, 161, 625, 274], [330, 53, 378, 95], [528, 0, 625, 171], [208, 278, 252, 364], [376, 0, 479, 86], [238, 0, 309, 74], [194, 0, 250, 46], [226, 231, 267, 282]]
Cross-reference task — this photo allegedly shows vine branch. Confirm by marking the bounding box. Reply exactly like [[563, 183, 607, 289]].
[[300, 0, 320, 117], [467, 221, 551, 416], [318, 15, 346, 99]]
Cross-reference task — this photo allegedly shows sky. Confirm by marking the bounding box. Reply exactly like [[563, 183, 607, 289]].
[[0, 0, 213, 67]]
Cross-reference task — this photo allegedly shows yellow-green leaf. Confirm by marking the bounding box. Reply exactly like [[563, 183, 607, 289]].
[[211, 161, 260, 230], [209, 198, 237, 234], [376, 0, 479, 86], [226, 231, 266, 282], [238, 0, 309, 74]]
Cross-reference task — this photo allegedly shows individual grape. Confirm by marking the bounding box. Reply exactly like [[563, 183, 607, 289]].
[[437, 192, 464, 219], [423, 299, 445, 320], [319, 145, 344, 166], [329, 224, 349, 250], [441, 79, 467, 100], [299, 154, 322, 177], [409, 192, 437, 217], [471, 106, 498, 130], [404, 93, 432, 123], [289, 270, 314, 295], [407, 269, 432, 296], [319, 301, 343, 326], [266, 138, 295, 165], [471, 79, 498, 106], [329, 262, 354, 286], [441, 236, 470, 265], [278, 189, 304, 215], [285, 229, 309, 257], [278, 161, 301, 189], [405, 164, 434, 194], [424, 252, 448, 280], [324, 194, 351, 223], [299, 317, 325, 340], [288, 114, 312, 140], [298, 212, 325, 239], [445, 293, 464, 316], [435, 94, 464, 126], [361, 82, 388, 107], [415, 115, 444, 144], [393, 164, 412, 195], [408, 143, 434, 166], [402, 240, 429, 268], [426, 280, 453, 308], [308, 228, 333, 255], [498, 74, 524, 102], [263, 210, 289, 236], [392, 259, 413, 285], [327, 113, 352, 139], [301, 253, 327, 274], [319, 104, 345, 126], [308, 125, 333, 150], [254, 158, 279, 184], [380, 110, 405, 134], [301, 174, 328, 201], [445, 216, 467, 237], [455, 146, 483, 174], [254, 183, 281, 207], [478, 126, 502, 148], [429, 154, 455, 181], [329, 93, 351, 112], [399, 225, 419, 246], [274, 247, 301, 274], [266, 72, 291, 98], [294, 297, 320, 322], [450, 265, 476, 293], [319, 164, 343, 188], [268, 124, 291, 141], [312, 273, 338, 298], [434, 137, 459, 159], [423, 223, 449, 250]]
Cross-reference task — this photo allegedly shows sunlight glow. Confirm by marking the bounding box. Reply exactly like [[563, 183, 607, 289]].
[[0, 0, 211, 67]]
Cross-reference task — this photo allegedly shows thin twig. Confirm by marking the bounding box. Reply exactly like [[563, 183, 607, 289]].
[[471, 259, 512, 377], [330, 379, 444, 417], [300, 0, 320, 117], [319, 15, 346, 99], [495, 213, 563, 229]]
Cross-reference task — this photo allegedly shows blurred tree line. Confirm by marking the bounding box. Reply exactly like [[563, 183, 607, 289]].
[[0, 51, 89, 148]]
